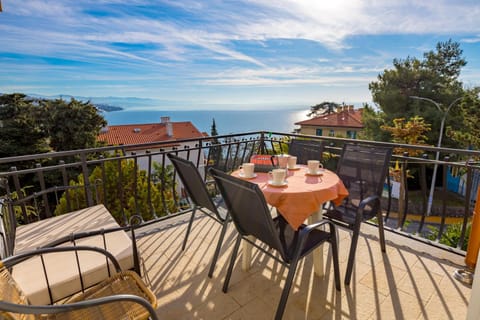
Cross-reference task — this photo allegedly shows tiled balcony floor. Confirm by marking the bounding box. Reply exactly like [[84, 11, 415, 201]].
[[136, 215, 472, 319]]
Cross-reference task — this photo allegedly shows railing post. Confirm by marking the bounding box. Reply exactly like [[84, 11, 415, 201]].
[[146, 150, 155, 218], [196, 141, 202, 168], [417, 154, 429, 233], [160, 148, 170, 215], [437, 156, 450, 240], [0, 176, 15, 256], [396, 153, 409, 229], [59, 160, 71, 213], [259, 132, 266, 155], [35, 163, 51, 218], [116, 154, 127, 225], [10, 166, 28, 222], [461, 162, 474, 249], [132, 152, 139, 217], [99, 156, 108, 208], [80, 152, 94, 207]]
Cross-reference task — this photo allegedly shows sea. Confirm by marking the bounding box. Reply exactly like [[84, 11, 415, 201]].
[[102, 109, 311, 135]]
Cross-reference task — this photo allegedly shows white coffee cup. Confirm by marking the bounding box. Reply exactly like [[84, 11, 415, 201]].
[[287, 156, 297, 169], [307, 160, 323, 174], [240, 163, 255, 178], [269, 168, 286, 185]]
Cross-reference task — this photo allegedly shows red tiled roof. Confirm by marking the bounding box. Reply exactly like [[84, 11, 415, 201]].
[[295, 108, 363, 128], [97, 121, 205, 146]]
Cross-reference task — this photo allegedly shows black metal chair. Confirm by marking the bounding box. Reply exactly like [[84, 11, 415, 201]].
[[167, 153, 230, 278], [209, 168, 340, 320], [324, 143, 392, 285], [288, 139, 324, 164]]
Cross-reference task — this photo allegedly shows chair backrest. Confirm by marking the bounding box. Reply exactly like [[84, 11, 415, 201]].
[[168, 154, 220, 217], [336, 143, 392, 212], [289, 139, 324, 164], [209, 168, 289, 261]]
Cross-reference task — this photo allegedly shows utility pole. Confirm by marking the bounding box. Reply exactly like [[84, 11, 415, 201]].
[[410, 95, 463, 216]]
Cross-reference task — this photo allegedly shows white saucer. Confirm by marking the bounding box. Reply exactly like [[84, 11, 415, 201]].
[[268, 180, 288, 187], [305, 170, 324, 176], [287, 166, 301, 170], [239, 173, 257, 179]]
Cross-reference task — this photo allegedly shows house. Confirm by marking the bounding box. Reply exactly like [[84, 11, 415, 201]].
[[98, 116, 207, 171], [295, 105, 363, 139]]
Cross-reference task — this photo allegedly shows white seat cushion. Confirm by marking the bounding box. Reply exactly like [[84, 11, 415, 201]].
[[12, 205, 134, 305]]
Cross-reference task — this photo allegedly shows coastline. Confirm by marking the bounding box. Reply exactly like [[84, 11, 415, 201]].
[[102, 108, 310, 135]]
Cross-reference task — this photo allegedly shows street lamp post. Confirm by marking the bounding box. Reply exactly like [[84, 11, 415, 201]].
[[410, 96, 463, 216]]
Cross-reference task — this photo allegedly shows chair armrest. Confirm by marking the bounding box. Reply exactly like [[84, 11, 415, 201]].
[[296, 219, 337, 253], [41, 226, 132, 248], [357, 194, 380, 210], [0, 294, 159, 320], [2, 246, 122, 273], [349, 194, 381, 225], [301, 219, 335, 233]]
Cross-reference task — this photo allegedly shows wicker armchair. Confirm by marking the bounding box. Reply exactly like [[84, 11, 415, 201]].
[[0, 246, 158, 320]]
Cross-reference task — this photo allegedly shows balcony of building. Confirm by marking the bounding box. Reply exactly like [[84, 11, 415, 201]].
[[0, 131, 478, 319]]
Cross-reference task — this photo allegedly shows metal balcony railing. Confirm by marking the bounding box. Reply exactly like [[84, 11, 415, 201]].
[[1, 131, 480, 259]]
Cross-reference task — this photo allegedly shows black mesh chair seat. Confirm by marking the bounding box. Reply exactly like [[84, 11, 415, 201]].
[[210, 168, 340, 320], [324, 206, 358, 227], [273, 215, 333, 263], [324, 143, 392, 285], [288, 139, 324, 165], [327, 199, 377, 226], [168, 153, 230, 278]]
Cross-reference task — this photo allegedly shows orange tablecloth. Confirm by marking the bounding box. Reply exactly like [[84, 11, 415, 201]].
[[233, 165, 349, 230]]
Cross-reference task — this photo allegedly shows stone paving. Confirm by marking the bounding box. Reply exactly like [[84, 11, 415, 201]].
[[136, 215, 472, 319]]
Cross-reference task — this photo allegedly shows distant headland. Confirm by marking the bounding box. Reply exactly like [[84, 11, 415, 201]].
[[94, 103, 123, 112]]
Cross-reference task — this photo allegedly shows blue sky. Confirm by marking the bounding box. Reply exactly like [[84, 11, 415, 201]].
[[1, 0, 480, 110]]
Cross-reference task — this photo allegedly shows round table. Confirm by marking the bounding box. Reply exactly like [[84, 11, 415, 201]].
[[233, 165, 349, 275], [233, 165, 349, 230]]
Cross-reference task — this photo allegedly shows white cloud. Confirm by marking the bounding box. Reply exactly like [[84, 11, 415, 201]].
[[199, 65, 377, 87], [1, 0, 479, 102], [3, 1, 480, 65], [462, 36, 480, 43]]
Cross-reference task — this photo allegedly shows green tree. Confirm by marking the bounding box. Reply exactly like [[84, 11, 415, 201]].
[[208, 118, 223, 168], [381, 116, 431, 227], [381, 116, 431, 157], [4, 186, 38, 224], [423, 39, 466, 82], [41, 98, 107, 151], [55, 158, 175, 224], [211, 118, 219, 138], [446, 88, 480, 150], [367, 39, 467, 147], [0, 93, 49, 158], [357, 103, 391, 141], [0, 93, 107, 156], [307, 101, 340, 117]]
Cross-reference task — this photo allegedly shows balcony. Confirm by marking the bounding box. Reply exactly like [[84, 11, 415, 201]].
[[1, 131, 478, 318]]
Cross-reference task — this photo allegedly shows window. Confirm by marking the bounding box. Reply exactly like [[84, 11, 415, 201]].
[[316, 128, 323, 136], [347, 130, 357, 139], [329, 129, 335, 137]]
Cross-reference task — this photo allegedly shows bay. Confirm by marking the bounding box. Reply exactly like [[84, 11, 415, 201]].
[[103, 109, 311, 135]]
